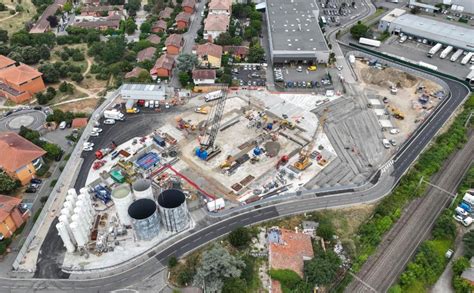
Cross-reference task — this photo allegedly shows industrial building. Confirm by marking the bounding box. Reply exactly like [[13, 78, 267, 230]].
[[120, 83, 173, 101], [265, 0, 329, 64], [378, 8, 406, 31], [388, 14, 474, 52]]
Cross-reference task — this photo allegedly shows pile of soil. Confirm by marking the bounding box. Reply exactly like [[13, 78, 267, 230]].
[[360, 67, 418, 88]]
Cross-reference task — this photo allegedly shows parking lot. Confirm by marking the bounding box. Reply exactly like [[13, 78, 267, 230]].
[[272, 64, 345, 92], [232, 64, 267, 87], [377, 35, 472, 79], [318, 0, 366, 27]]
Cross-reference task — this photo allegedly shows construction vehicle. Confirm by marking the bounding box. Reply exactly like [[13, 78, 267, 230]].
[[280, 119, 296, 129], [390, 106, 405, 120], [220, 155, 235, 169], [195, 107, 209, 114], [196, 87, 229, 160], [294, 109, 328, 171], [95, 142, 117, 159], [176, 117, 196, 130], [276, 155, 289, 169]]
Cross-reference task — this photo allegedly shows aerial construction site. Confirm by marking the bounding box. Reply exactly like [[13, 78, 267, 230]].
[[55, 56, 445, 271]]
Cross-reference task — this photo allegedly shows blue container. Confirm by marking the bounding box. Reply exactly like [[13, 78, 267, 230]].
[[461, 202, 472, 213], [266, 123, 273, 130], [253, 147, 262, 156]]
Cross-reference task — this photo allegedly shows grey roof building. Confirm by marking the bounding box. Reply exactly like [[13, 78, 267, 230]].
[[265, 0, 329, 64], [120, 84, 173, 101], [388, 14, 474, 52]]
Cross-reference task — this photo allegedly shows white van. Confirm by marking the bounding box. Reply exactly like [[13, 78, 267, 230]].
[[59, 121, 67, 129], [205, 90, 223, 102], [382, 139, 391, 149]]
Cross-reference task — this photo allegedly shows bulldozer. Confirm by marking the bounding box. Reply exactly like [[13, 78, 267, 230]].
[[280, 119, 296, 129], [294, 109, 328, 171], [176, 117, 197, 130], [220, 155, 234, 169], [194, 107, 209, 114], [390, 106, 405, 120]]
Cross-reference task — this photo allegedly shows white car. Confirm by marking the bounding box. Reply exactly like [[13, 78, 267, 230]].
[[92, 127, 103, 133], [390, 128, 400, 135], [165, 103, 170, 109], [154, 100, 160, 107], [103, 119, 116, 125], [455, 207, 469, 217], [83, 142, 94, 148], [390, 139, 397, 146], [336, 65, 343, 71], [83, 146, 93, 152], [90, 131, 99, 137], [144, 101, 149, 107], [454, 214, 464, 223], [296, 66, 303, 72]]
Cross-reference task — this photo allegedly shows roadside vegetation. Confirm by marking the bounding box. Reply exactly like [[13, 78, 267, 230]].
[[336, 94, 474, 291]]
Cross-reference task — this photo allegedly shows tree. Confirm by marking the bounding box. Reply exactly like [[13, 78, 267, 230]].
[[125, 18, 137, 35], [432, 211, 456, 240], [168, 256, 178, 268], [193, 245, 245, 292], [304, 250, 341, 286], [39, 64, 60, 83], [0, 30, 8, 43], [0, 3, 6, 11], [177, 53, 198, 72], [71, 51, 85, 61], [453, 257, 470, 276], [179, 71, 191, 86], [70, 72, 84, 83], [350, 21, 369, 39], [0, 170, 20, 195], [47, 15, 58, 28], [215, 32, 234, 46], [63, 1, 72, 12], [222, 277, 247, 293], [140, 21, 152, 34], [317, 222, 335, 240], [464, 231, 474, 258], [42, 142, 63, 160], [228, 227, 251, 248], [247, 45, 265, 63], [36, 92, 49, 105]]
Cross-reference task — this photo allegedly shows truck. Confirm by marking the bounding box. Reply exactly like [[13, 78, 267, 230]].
[[427, 43, 442, 57], [204, 90, 223, 102], [95, 142, 117, 159], [440, 46, 454, 59], [450, 49, 464, 62], [359, 37, 381, 48], [418, 61, 438, 71], [207, 198, 225, 212], [153, 135, 166, 147], [461, 52, 474, 65], [104, 109, 125, 121]]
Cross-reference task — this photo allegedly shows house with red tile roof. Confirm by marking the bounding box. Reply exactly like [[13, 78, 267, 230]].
[[176, 12, 192, 30], [159, 7, 174, 19], [192, 69, 216, 84], [152, 20, 168, 33], [182, 0, 196, 13], [195, 43, 223, 68], [125, 67, 148, 79], [0, 132, 46, 185], [0, 56, 46, 104], [147, 34, 162, 45], [204, 14, 230, 41], [0, 56, 16, 70], [208, 0, 232, 15], [137, 47, 157, 62], [165, 34, 184, 55], [223, 45, 249, 60], [0, 195, 30, 239], [150, 54, 175, 78], [268, 228, 314, 293], [80, 5, 125, 17], [71, 118, 88, 129]]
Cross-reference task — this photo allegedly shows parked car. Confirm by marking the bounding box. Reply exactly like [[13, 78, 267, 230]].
[[83, 142, 94, 148], [92, 127, 103, 133], [25, 187, 37, 193], [30, 178, 42, 184], [59, 121, 67, 129], [103, 119, 116, 125], [296, 66, 303, 72], [33, 106, 42, 110], [390, 128, 400, 134], [90, 131, 99, 137], [455, 207, 469, 217], [144, 101, 149, 108]]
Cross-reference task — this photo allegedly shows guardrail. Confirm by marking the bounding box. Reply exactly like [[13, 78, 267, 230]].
[[12, 88, 122, 272]]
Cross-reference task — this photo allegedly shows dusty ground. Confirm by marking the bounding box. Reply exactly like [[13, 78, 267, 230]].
[[0, 0, 36, 35], [54, 98, 99, 113]]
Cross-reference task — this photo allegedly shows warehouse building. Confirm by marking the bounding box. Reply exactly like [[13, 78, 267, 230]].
[[265, 0, 329, 64], [388, 14, 474, 52]]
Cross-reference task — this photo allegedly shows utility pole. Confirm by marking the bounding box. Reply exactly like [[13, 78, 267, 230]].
[[418, 176, 458, 207], [348, 271, 378, 293]]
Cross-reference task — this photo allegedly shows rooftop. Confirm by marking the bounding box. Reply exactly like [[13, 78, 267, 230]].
[[196, 43, 223, 58], [71, 118, 89, 128], [74, 18, 120, 29], [165, 34, 183, 47], [380, 8, 406, 23], [81, 5, 123, 13], [153, 20, 167, 30], [192, 69, 216, 80], [268, 228, 314, 277], [137, 47, 157, 62], [208, 0, 232, 10], [265, 0, 329, 53], [30, 2, 61, 33], [389, 14, 474, 51], [153, 54, 175, 70], [147, 34, 162, 44], [182, 0, 196, 8], [159, 7, 174, 19], [176, 12, 191, 23], [0, 55, 16, 70], [0, 64, 43, 86], [0, 132, 46, 173], [222, 45, 249, 56], [204, 14, 230, 31], [0, 195, 22, 223], [125, 67, 147, 79]]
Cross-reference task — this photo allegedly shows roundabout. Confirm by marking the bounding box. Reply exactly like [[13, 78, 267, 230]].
[[0, 110, 46, 132]]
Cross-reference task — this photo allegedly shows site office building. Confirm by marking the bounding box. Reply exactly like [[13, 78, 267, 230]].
[[265, 0, 330, 64]]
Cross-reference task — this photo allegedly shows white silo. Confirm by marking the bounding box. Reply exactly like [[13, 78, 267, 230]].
[[71, 214, 88, 237], [68, 188, 78, 197], [76, 200, 93, 224], [60, 207, 72, 220], [111, 184, 134, 226], [78, 192, 92, 208], [64, 201, 75, 214], [59, 215, 76, 245], [66, 194, 76, 206], [56, 222, 76, 253], [79, 187, 88, 195], [70, 222, 87, 247], [132, 179, 154, 201]]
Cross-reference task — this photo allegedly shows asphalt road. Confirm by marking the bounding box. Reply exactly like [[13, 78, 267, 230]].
[[346, 134, 474, 293]]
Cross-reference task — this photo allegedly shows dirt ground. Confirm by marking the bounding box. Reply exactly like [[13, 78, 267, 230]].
[[0, 0, 36, 35], [354, 60, 443, 142], [54, 98, 99, 113]]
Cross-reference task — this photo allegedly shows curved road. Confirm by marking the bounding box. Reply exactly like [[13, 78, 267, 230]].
[[0, 56, 470, 292]]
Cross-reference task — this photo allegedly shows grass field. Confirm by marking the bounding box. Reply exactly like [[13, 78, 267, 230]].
[[0, 0, 36, 35]]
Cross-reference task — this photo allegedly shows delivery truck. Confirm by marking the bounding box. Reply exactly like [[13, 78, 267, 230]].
[[461, 52, 474, 65], [359, 37, 381, 48], [104, 109, 125, 121], [440, 46, 454, 59], [450, 49, 464, 62], [427, 43, 442, 57]]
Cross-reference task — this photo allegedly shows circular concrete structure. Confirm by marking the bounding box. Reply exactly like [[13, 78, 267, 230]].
[[157, 189, 189, 232], [111, 184, 134, 226], [128, 198, 160, 241], [132, 179, 154, 200], [0, 110, 46, 132]]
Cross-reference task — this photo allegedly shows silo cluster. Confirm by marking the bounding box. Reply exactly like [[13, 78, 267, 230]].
[[56, 188, 95, 252], [128, 198, 161, 241], [132, 179, 154, 200], [111, 184, 134, 225], [157, 189, 190, 232]]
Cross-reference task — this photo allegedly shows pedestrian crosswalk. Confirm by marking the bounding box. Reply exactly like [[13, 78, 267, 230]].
[[381, 159, 394, 174]]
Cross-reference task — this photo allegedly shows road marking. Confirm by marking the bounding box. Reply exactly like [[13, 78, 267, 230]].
[[381, 159, 394, 174]]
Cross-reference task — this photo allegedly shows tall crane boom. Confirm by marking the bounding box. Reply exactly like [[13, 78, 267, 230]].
[[196, 87, 228, 160]]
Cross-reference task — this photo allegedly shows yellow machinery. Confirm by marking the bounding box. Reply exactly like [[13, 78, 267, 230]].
[[220, 155, 234, 169], [294, 109, 328, 171], [195, 107, 209, 114], [280, 119, 296, 129], [390, 106, 405, 120]]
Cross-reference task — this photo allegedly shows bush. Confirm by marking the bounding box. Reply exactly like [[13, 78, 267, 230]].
[[32, 208, 43, 223], [0, 170, 20, 194], [168, 256, 178, 268], [228, 227, 251, 248], [35, 164, 50, 177], [50, 179, 57, 187]]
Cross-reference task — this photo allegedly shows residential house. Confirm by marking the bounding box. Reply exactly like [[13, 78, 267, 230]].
[[0, 195, 30, 239], [461, 257, 474, 286], [0, 132, 47, 185], [176, 12, 191, 30], [30, 0, 67, 33], [192, 69, 216, 84], [208, 0, 232, 15], [204, 14, 230, 41], [0, 56, 46, 104], [137, 47, 157, 62], [268, 227, 314, 293], [223, 45, 249, 60], [71, 118, 88, 129], [152, 20, 168, 33], [125, 67, 147, 79], [147, 34, 162, 45], [80, 5, 125, 17], [74, 16, 121, 30], [159, 7, 174, 19], [165, 34, 184, 55], [182, 0, 196, 14], [150, 54, 175, 78], [195, 43, 223, 68]]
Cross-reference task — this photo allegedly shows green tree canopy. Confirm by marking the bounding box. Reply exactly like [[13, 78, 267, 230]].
[[0, 170, 20, 194], [350, 21, 369, 39], [304, 250, 341, 286], [177, 53, 198, 72], [228, 227, 251, 248]]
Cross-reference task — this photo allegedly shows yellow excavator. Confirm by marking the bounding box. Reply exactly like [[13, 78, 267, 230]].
[[195, 107, 209, 114], [294, 109, 328, 171]]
